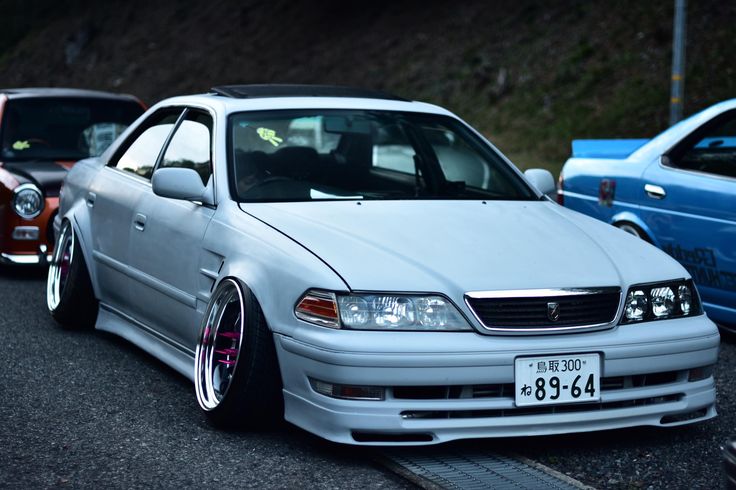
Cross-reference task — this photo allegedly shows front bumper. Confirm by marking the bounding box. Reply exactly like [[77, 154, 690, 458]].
[[0, 196, 58, 266], [0, 250, 52, 265], [274, 315, 720, 445]]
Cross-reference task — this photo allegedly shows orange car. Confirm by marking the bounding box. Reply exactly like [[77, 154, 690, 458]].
[[0, 88, 144, 265]]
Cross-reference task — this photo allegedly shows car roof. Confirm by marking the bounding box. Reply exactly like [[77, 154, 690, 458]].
[[156, 85, 455, 118], [1, 87, 141, 102], [628, 97, 736, 160], [211, 84, 408, 101]]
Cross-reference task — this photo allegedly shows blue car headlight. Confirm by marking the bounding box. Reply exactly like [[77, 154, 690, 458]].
[[621, 279, 701, 324], [295, 289, 472, 331]]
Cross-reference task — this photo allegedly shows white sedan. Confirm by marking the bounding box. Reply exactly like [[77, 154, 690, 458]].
[[47, 85, 719, 445]]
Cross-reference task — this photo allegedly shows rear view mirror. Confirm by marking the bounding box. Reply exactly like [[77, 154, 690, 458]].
[[524, 168, 556, 199], [152, 167, 214, 205], [323, 116, 371, 134]]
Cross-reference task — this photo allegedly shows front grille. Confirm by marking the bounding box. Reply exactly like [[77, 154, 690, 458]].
[[466, 287, 621, 332], [391, 370, 684, 400], [400, 394, 683, 419]]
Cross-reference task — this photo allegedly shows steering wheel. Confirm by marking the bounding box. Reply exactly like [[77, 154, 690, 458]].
[[22, 138, 52, 147]]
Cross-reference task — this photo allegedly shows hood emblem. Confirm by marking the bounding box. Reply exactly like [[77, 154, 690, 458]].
[[547, 302, 560, 322]]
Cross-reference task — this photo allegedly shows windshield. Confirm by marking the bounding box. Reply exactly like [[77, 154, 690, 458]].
[[229, 110, 535, 202], [0, 97, 144, 161]]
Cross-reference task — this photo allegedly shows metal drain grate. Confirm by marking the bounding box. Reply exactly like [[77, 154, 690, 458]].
[[381, 450, 589, 490]]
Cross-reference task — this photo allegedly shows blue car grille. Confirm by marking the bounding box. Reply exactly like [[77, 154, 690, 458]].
[[466, 288, 621, 330]]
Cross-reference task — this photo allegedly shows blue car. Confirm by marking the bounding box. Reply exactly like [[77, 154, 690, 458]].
[[559, 99, 736, 331]]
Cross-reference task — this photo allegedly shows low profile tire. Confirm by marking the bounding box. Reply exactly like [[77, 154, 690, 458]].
[[194, 278, 283, 428], [46, 221, 98, 329], [615, 222, 652, 243]]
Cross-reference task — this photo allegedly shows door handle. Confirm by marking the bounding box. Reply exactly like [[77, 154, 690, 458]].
[[133, 213, 147, 231], [644, 183, 666, 199], [86, 192, 96, 207]]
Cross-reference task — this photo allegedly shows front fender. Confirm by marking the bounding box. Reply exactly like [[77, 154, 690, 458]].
[[57, 158, 104, 297], [60, 197, 100, 300], [202, 205, 348, 338]]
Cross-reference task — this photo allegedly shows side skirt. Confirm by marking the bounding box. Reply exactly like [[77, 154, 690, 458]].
[[96, 303, 196, 382]]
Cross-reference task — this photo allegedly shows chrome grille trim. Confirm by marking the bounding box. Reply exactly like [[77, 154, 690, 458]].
[[465, 287, 623, 334], [465, 288, 616, 299]]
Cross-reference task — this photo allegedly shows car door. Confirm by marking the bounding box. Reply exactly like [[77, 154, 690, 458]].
[[88, 108, 183, 311], [126, 108, 216, 351], [640, 109, 736, 324]]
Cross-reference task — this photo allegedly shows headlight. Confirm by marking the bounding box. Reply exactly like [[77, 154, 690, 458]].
[[651, 286, 676, 318], [295, 289, 472, 331], [621, 279, 701, 324], [12, 183, 44, 219], [624, 289, 648, 322]]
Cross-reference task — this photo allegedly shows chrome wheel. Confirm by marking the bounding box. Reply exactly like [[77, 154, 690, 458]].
[[47, 223, 73, 312], [195, 279, 245, 411]]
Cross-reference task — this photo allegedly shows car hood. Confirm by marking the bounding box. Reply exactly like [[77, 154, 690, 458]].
[[240, 200, 688, 295], [0, 160, 73, 195]]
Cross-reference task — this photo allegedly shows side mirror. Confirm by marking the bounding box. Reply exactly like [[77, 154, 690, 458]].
[[524, 168, 556, 199], [152, 167, 214, 205]]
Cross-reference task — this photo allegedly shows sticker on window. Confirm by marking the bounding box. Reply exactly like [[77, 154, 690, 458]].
[[256, 127, 283, 147], [12, 140, 30, 151]]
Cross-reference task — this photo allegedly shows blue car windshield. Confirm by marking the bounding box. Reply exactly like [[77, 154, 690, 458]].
[[228, 110, 536, 202]]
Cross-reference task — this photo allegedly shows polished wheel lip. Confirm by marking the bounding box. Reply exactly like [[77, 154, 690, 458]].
[[195, 278, 245, 411], [46, 223, 73, 312]]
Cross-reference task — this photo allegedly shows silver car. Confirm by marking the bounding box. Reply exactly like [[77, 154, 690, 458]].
[[48, 85, 720, 445]]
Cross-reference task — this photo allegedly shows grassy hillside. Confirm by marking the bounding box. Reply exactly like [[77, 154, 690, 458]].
[[1, 0, 734, 174]]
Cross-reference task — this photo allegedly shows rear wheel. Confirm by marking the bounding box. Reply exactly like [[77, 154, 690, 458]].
[[194, 278, 283, 428], [615, 222, 652, 243], [46, 221, 98, 329]]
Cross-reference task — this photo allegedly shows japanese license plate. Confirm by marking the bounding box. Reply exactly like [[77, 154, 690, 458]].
[[514, 353, 601, 407]]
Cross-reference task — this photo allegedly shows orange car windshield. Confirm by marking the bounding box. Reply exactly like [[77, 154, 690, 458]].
[[1, 97, 143, 162]]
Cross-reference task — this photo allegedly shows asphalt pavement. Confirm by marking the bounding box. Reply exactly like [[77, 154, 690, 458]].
[[0, 268, 413, 489], [1, 267, 733, 489]]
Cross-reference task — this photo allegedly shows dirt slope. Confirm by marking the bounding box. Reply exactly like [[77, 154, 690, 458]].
[[1, 0, 734, 172]]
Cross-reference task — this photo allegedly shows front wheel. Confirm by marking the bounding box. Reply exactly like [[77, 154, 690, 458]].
[[194, 278, 283, 428], [46, 221, 98, 329]]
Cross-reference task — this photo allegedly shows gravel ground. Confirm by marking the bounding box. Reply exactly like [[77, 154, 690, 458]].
[[1, 267, 731, 489], [0, 268, 413, 489]]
